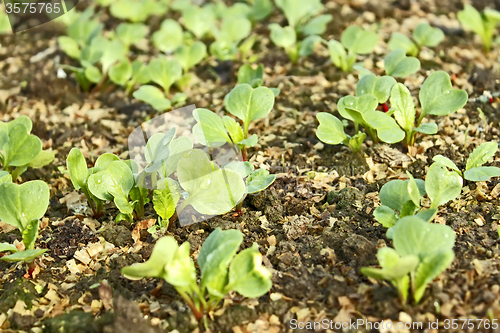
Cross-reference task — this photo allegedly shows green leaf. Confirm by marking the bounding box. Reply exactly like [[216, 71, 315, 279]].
[[91, 36, 127, 74], [341, 25, 378, 54], [298, 35, 322, 57], [414, 123, 438, 135], [362, 247, 419, 281], [269, 24, 297, 49], [390, 83, 416, 132], [315, 113, 347, 145], [177, 149, 246, 215], [379, 178, 425, 212], [153, 178, 181, 220], [356, 74, 397, 104], [414, 208, 438, 222], [160, 137, 193, 178], [413, 23, 445, 48], [238, 64, 264, 87], [163, 242, 197, 291], [393, 215, 455, 260], [175, 41, 207, 72], [181, 5, 216, 39], [58, 36, 81, 59], [88, 160, 135, 214], [384, 49, 421, 78], [225, 84, 275, 133], [246, 169, 276, 194], [226, 243, 272, 298], [109, 58, 133, 86], [133, 85, 171, 111], [300, 14, 332, 35], [148, 57, 183, 93], [432, 155, 460, 174], [0, 243, 18, 253], [222, 116, 245, 144], [345, 108, 406, 143], [198, 228, 243, 297], [0, 171, 12, 184], [28, 150, 55, 168], [464, 167, 500, 182], [238, 135, 258, 147], [387, 32, 418, 57], [219, 16, 252, 43], [413, 249, 454, 303], [466, 142, 498, 170], [458, 5, 485, 37], [153, 19, 184, 54], [193, 109, 232, 147], [326, 39, 350, 71], [84, 65, 102, 84], [2, 123, 42, 167], [373, 205, 398, 228], [22, 219, 40, 250], [0, 180, 50, 230], [116, 23, 148, 48], [275, 0, 323, 27], [122, 236, 178, 279], [419, 71, 468, 117], [348, 132, 366, 153], [1, 249, 47, 262], [406, 172, 422, 207], [337, 94, 378, 122], [224, 161, 254, 178], [131, 60, 150, 85], [426, 162, 463, 208], [144, 129, 176, 173]]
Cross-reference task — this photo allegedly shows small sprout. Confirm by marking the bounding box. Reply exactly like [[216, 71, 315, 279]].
[[362, 216, 455, 304], [388, 22, 445, 57], [387, 71, 468, 146], [0, 116, 54, 180], [181, 4, 216, 39], [116, 23, 149, 50], [325, 25, 378, 72], [148, 57, 183, 95], [315, 113, 366, 153], [237, 64, 280, 96], [384, 49, 421, 78], [175, 41, 207, 73], [433, 142, 500, 182], [0, 180, 49, 262], [275, 0, 327, 32], [133, 85, 172, 111], [122, 228, 272, 321], [109, 0, 167, 23], [210, 16, 252, 61], [248, 0, 273, 22], [458, 4, 500, 52], [152, 19, 184, 54], [269, 24, 323, 63]]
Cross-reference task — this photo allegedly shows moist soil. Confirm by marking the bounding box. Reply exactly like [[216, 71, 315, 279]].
[[2, 0, 500, 332]]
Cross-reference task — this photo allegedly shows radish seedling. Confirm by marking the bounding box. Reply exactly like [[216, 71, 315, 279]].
[[181, 4, 216, 39], [237, 64, 280, 96], [433, 141, 500, 182], [458, 4, 500, 52], [122, 228, 272, 322], [355, 74, 397, 104], [388, 71, 468, 146], [275, 0, 331, 35], [116, 22, 149, 51], [152, 19, 185, 54], [384, 49, 421, 78], [210, 16, 253, 61], [324, 25, 378, 72], [269, 24, 323, 63], [362, 215, 455, 304], [0, 180, 49, 262], [388, 22, 445, 57], [0, 116, 54, 180], [109, 0, 168, 23]]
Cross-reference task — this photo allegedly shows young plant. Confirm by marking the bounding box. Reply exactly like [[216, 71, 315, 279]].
[[383, 49, 421, 78], [132, 85, 172, 112], [181, 4, 217, 39], [210, 16, 253, 61], [362, 216, 455, 304], [387, 71, 468, 146], [325, 25, 378, 72], [109, 0, 168, 23], [0, 116, 54, 180], [109, 59, 151, 95], [175, 41, 207, 89], [355, 73, 397, 104], [374, 163, 463, 235], [152, 19, 184, 54], [148, 56, 183, 94], [122, 228, 272, 321], [269, 24, 323, 63], [315, 113, 366, 153], [237, 64, 280, 96], [433, 141, 500, 182], [275, 0, 331, 35], [0, 180, 49, 262], [116, 22, 149, 51], [388, 22, 445, 57], [458, 4, 500, 52]]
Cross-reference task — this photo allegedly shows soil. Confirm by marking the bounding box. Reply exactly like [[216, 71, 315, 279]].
[[2, 0, 500, 332]]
